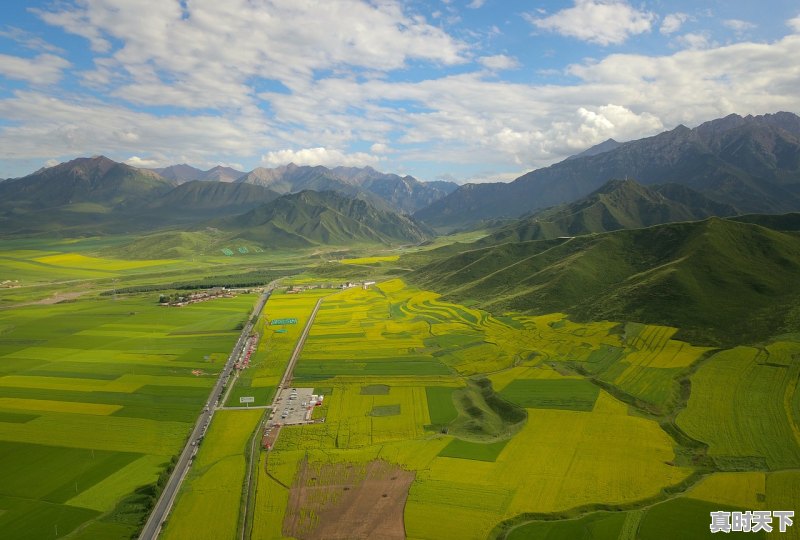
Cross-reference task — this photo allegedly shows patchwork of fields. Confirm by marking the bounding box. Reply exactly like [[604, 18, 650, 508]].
[[0, 263, 257, 538], [244, 279, 800, 540], [3, 238, 799, 540]]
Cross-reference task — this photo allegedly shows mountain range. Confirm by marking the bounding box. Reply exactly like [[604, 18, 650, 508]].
[[214, 190, 430, 248], [236, 163, 456, 213], [147, 161, 458, 214], [0, 156, 433, 248], [416, 111, 800, 229], [152, 164, 244, 183]]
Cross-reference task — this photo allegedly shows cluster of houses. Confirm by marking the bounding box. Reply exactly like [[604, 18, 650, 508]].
[[285, 281, 376, 294], [0, 280, 19, 288], [158, 287, 235, 306]]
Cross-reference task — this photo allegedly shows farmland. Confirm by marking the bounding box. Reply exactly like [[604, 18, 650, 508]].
[[161, 409, 263, 540], [250, 279, 772, 540], [2, 237, 799, 539], [0, 242, 274, 538]]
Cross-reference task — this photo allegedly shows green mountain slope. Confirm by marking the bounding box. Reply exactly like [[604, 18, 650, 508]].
[[0, 156, 174, 210], [214, 190, 431, 248], [409, 218, 800, 346], [0, 156, 176, 236], [0, 157, 288, 236], [145, 180, 279, 217], [483, 179, 737, 243]]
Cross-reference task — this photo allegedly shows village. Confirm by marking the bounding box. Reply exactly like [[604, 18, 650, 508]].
[[158, 287, 236, 306]]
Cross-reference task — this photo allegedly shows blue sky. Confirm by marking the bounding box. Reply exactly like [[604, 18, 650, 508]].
[[1, 0, 799, 182]]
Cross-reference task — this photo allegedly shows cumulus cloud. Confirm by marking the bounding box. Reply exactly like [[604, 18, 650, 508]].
[[660, 13, 688, 35], [34, 0, 468, 110], [527, 0, 655, 45], [787, 15, 800, 33], [0, 53, 70, 84], [261, 147, 381, 168], [125, 156, 164, 168], [674, 32, 713, 50], [478, 55, 520, 70], [2, 2, 800, 180], [467, 0, 486, 8], [370, 143, 391, 154]]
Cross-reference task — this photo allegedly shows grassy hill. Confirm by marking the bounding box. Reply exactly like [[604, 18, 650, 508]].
[[409, 218, 800, 346], [214, 190, 431, 248], [483, 179, 736, 243], [145, 180, 280, 220]]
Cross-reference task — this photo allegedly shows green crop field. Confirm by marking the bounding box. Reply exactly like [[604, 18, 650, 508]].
[[498, 378, 600, 411], [162, 409, 263, 540], [0, 243, 268, 538], [438, 438, 509, 462], [677, 343, 800, 470], [426, 386, 459, 426]]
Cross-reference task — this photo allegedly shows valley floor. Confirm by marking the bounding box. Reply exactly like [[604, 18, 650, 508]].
[[0, 242, 798, 539]]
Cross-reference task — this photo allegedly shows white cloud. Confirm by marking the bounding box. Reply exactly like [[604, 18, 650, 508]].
[[0, 53, 70, 84], [460, 170, 528, 184], [674, 32, 712, 50], [43, 159, 60, 168], [723, 19, 756, 32], [125, 156, 164, 168], [2, 3, 800, 180], [34, 0, 468, 111], [787, 15, 800, 33], [0, 90, 272, 163], [478, 54, 520, 70], [660, 13, 688, 35], [527, 0, 655, 46], [261, 147, 381, 168], [31, 6, 111, 53], [0, 27, 65, 54], [467, 0, 486, 8]]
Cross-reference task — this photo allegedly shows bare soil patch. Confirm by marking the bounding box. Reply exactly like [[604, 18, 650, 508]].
[[283, 459, 414, 540]]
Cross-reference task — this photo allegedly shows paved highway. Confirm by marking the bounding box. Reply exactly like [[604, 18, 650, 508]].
[[138, 286, 274, 540]]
